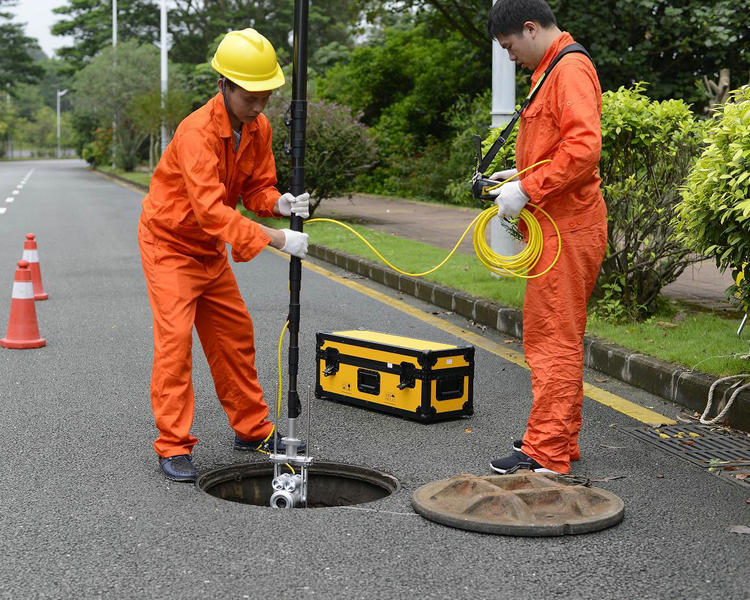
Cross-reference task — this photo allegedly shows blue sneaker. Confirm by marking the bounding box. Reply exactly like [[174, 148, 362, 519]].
[[234, 432, 306, 454], [158, 454, 197, 482]]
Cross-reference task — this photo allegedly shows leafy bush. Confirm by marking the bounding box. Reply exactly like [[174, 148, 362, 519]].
[[265, 99, 377, 216], [596, 84, 705, 320], [677, 85, 750, 310], [81, 126, 112, 166]]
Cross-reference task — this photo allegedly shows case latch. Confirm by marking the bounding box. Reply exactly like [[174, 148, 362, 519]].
[[323, 347, 340, 377], [397, 362, 417, 390]]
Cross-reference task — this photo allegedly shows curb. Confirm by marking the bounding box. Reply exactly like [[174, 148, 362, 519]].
[[92, 168, 749, 433], [309, 243, 750, 433]]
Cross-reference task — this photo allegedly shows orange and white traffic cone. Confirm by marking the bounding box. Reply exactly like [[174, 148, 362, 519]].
[[0, 260, 46, 349], [23, 233, 48, 300]]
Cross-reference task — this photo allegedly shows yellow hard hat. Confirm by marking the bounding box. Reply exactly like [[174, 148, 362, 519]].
[[211, 28, 285, 92]]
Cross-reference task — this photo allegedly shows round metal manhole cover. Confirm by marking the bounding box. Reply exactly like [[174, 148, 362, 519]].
[[412, 472, 624, 536], [197, 461, 399, 509]]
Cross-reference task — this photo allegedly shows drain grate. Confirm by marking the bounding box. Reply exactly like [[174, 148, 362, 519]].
[[624, 423, 750, 468]]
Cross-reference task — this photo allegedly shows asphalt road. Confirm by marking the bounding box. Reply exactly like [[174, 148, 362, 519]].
[[0, 159, 747, 600]]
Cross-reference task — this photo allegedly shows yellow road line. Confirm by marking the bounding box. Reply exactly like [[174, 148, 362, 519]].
[[296, 253, 675, 426]]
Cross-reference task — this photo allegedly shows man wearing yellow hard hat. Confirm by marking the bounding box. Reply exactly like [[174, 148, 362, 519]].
[[138, 28, 308, 482]]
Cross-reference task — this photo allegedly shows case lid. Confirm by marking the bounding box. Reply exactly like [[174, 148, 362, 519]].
[[331, 330, 458, 351]]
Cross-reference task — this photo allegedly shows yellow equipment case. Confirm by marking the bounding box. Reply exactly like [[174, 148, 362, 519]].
[[316, 330, 474, 422]]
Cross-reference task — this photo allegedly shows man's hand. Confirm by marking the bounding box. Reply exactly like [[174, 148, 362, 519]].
[[489, 168, 518, 182], [279, 228, 309, 259], [276, 192, 310, 219], [491, 181, 529, 219]]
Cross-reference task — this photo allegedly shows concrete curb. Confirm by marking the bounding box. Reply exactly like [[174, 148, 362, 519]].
[[309, 243, 750, 433], [92, 169, 749, 433]]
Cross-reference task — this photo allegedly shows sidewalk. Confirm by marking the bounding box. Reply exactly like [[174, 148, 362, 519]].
[[317, 193, 736, 312]]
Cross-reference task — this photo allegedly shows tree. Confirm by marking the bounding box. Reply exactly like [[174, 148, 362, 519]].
[[52, 0, 159, 73], [0, 0, 44, 95], [363, 0, 750, 106], [130, 86, 191, 170], [168, 0, 361, 67], [72, 40, 161, 170]]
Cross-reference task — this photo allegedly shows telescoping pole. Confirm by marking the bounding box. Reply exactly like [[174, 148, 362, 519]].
[[286, 0, 309, 434]]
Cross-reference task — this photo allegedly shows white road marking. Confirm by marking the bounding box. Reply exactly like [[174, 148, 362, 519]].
[[6, 198, 14, 203], [0, 207, 6, 214], [12, 190, 19, 195]]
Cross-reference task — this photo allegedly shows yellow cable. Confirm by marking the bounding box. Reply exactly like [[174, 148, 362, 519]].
[[306, 160, 560, 279], [255, 320, 294, 474]]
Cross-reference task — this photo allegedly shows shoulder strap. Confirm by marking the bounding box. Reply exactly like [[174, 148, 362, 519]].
[[475, 43, 594, 175]]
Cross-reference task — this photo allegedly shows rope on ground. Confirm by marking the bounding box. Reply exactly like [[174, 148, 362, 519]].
[[700, 374, 750, 425]]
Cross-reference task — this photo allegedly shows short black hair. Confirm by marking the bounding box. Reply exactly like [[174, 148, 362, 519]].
[[488, 0, 557, 37], [221, 76, 238, 92]]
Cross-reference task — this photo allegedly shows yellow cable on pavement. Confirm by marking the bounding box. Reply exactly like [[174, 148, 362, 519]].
[[305, 160, 560, 279]]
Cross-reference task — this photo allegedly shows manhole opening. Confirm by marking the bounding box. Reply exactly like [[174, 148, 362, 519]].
[[197, 461, 399, 508]]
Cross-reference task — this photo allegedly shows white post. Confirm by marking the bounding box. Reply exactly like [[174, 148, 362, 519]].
[[160, 0, 168, 155], [489, 0, 523, 266], [56, 89, 68, 158], [112, 0, 117, 168]]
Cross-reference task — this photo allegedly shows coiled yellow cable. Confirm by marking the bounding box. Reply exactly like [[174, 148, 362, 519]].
[[305, 160, 560, 279]]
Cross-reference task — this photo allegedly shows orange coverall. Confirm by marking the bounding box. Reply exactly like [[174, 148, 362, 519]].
[[516, 32, 608, 473], [138, 93, 278, 458]]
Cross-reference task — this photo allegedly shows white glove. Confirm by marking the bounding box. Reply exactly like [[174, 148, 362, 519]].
[[491, 180, 529, 219], [280, 229, 309, 259], [277, 192, 310, 219], [489, 168, 518, 182]]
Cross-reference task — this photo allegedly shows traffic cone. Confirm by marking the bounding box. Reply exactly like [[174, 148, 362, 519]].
[[0, 260, 46, 349], [23, 233, 48, 300]]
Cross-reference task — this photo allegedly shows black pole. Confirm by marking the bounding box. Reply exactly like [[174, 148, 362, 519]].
[[286, 0, 308, 420]]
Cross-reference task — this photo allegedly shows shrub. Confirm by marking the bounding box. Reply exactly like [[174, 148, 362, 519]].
[[81, 126, 112, 167], [597, 84, 705, 320], [677, 85, 750, 310], [266, 99, 377, 216]]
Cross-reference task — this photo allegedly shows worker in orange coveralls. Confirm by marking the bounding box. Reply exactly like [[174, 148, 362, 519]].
[[486, 0, 607, 475], [138, 29, 309, 482]]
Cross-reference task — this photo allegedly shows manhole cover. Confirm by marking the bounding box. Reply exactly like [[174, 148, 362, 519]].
[[412, 473, 624, 536], [197, 461, 399, 508], [623, 424, 750, 468]]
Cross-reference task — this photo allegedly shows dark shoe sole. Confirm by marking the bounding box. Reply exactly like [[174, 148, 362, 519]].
[[162, 472, 196, 482]]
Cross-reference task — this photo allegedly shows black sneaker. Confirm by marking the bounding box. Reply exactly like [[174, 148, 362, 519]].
[[158, 454, 197, 482], [234, 432, 306, 454], [490, 450, 558, 474]]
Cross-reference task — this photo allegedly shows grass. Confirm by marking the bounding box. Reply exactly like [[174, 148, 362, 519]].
[[97, 165, 152, 188], [108, 166, 749, 377]]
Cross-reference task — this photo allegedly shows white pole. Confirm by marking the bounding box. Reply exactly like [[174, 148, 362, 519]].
[[491, 0, 515, 127], [489, 0, 523, 267], [56, 89, 68, 158], [160, 0, 168, 155], [112, 0, 117, 168]]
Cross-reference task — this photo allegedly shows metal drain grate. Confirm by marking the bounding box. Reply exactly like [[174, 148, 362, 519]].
[[623, 423, 750, 468]]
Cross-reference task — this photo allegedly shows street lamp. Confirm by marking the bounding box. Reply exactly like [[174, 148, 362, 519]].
[[56, 88, 68, 158]]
